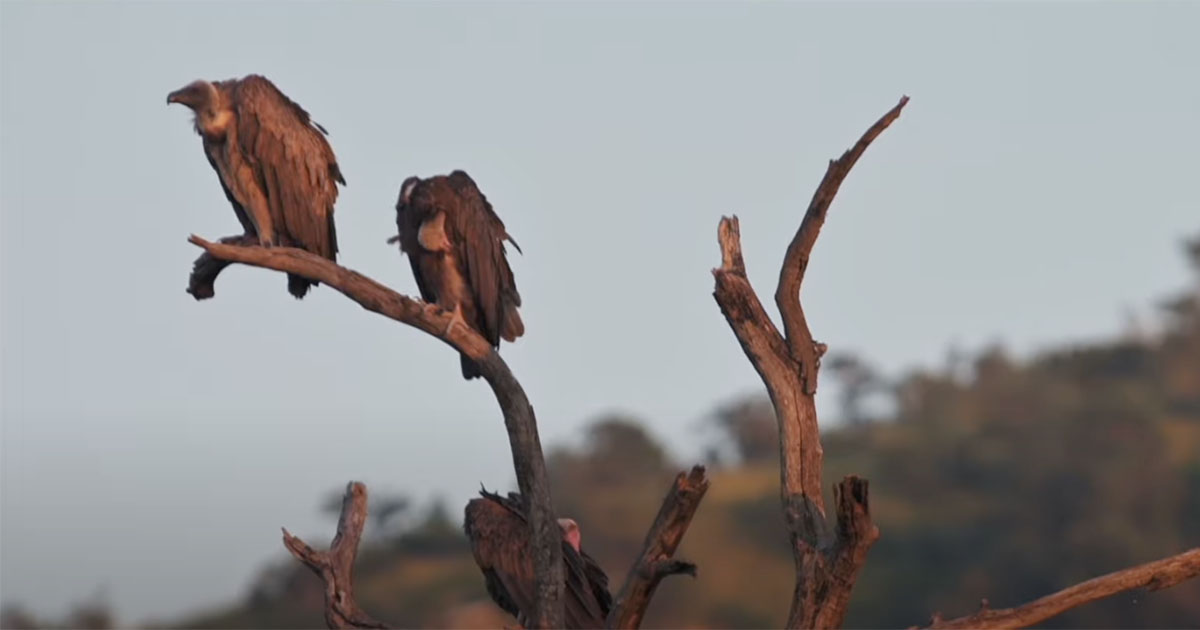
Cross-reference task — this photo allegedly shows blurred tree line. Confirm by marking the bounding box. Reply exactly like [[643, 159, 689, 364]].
[[7, 236, 1197, 628]]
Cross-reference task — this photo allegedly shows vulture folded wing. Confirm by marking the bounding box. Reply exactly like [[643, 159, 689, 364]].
[[445, 171, 522, 345], [562, 547, 610, 629], [581, 551, 614, 619], [465, 492, 611, 629], [406, 255, 439, 306], [465, 494, 539, 623], [231, 75, 343, 260], [395, 200, 439, 304], [205, 153, 256, 236]]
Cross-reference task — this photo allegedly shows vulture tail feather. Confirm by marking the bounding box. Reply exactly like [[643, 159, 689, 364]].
[[288, 274, 316, 299], [501, 307, 525, 343], [461, 353, 483, 380]]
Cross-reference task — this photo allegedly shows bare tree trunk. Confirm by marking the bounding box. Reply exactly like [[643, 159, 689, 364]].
[[711, 97, 908, 628], [188, 236, 564, 629]]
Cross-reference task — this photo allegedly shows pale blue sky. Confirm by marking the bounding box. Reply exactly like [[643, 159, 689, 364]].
[[2, 0, 1197, 623]]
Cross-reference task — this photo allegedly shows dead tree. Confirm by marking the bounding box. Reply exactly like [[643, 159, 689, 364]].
[[187, 236, 706, 629], [709, 95, 1200, 629], [187, 97, 1200, 629], [710, 97, 906, 629], [188, 236, 563, 628]]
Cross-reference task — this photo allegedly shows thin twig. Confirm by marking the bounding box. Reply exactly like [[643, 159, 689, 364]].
[[921, 548, 1200, 629], [190, 236, 565, 628], [608, 466, 709, 629], [281, 482, 389, 629]]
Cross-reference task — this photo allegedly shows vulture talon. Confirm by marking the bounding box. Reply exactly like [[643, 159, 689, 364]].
[[443, 308, 468, 338]]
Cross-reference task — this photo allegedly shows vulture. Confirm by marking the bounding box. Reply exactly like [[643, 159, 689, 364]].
[[390, 171, 524, 379], [464, 490, 612, 629], [167, 74, 345, 299]]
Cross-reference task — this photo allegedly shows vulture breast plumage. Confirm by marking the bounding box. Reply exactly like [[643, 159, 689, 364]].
[[463, 490, 612, 629], [391, 171, 524, 379], [168, 74, 344, 299]]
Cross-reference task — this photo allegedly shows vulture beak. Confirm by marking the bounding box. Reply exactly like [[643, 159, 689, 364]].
[[166, 85, 196, 106]]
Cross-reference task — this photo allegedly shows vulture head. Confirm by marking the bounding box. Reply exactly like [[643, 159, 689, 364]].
[[166, 79, 228, 136], [558, 518, 582, 553], [398, 176, 422, 206]]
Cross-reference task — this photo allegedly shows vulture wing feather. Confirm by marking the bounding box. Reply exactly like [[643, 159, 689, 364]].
[[204, 152, 256, 236], [393, 197, 439, 304], [231, 75, 342, 260], [445, 171, 524, 345], [464, 493, 539, 623]]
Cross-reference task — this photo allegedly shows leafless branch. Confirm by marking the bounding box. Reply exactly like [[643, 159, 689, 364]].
[[608, 465, 709, 629], [921, 548, 1200, 629], [711, 97, 906, 629], [189, 236, 565, 629], [776, 96, 910, 397], [281, 482, 388, 629]]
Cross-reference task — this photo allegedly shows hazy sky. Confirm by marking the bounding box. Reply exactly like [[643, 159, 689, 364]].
[[2, 0, 1197, 623]]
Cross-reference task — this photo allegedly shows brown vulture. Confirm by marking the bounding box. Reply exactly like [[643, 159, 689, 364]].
[[389, 171, 524, 379], [167, 74, 344, 299], [464, 490, 612, 629]]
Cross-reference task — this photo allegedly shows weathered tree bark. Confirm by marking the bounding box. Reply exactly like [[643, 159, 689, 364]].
[[188, 236, 565, 629], [711, 96, 1200, 629], [711, 97, 908, 629], [920, 547, 1200, 630], [282, 482, 389, 629], [608, 465, 710, 629]]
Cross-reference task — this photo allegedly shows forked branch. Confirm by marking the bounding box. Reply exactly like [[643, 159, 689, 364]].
[[282, 482, 388, 629], [921, 547, 1200, 629], [189, 236, 565, 629], [608, 465, 710, 629], [712, 97, 906, 629]]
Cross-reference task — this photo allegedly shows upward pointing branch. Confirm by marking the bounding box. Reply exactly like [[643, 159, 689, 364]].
[[187, 236, 565, 629], [282, 482, 388, 629], [712, 96, 907, 629], [776, 95, 909, 398]]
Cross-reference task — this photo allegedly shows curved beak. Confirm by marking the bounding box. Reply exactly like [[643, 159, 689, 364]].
[[166, 88, 186, 105]]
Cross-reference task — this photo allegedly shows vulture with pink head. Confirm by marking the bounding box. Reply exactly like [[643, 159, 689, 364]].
[[464, 490, 612, 628]]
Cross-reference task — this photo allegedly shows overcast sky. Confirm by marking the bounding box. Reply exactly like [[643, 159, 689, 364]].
[[2, 0, 1198, 623]]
